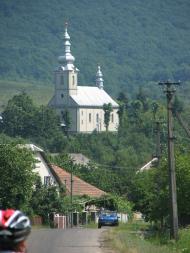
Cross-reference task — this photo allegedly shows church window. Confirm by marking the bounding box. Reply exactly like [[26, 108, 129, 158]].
[[81, 120, 83, 125], [96, 113, 99, 123], [89, 113, 91, 123], [72, 76, 75, 86], [81, 111, 83, 116], [61, 75, 64, 85], [111, 113, 114, 123]]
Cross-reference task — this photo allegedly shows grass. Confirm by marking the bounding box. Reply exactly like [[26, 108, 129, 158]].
[[0, 79, 53, 110], [176, 228, 190, 253], [105, 221, 190, 253], [84, 222, 98, 229]]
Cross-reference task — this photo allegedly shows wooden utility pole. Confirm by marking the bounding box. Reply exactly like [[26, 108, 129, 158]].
[[155, 121, 161, 162], [70, 166, 74, 228], [159, 80, 180, 240]]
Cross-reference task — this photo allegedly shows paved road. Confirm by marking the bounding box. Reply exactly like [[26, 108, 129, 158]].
[[27, 227, 113, 253]]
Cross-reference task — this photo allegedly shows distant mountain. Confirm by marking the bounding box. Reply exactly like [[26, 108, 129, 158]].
[[0, 0, 190, 99]]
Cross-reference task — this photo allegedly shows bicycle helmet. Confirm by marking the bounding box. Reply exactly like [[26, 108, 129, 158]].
[[0, 209, 31, 247]]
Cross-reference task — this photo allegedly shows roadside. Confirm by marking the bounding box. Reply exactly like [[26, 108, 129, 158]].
[[103, 222, 190, 253]]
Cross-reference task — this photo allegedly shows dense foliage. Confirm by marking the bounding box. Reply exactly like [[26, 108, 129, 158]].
[[130, 145, 190, 226], [31, 179, 66, 223], [0, 144, 36, 212], [0, 0, 190, 100], [1, 92, 67, 151]]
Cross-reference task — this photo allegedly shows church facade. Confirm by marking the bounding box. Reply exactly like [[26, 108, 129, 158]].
[[49, 25, 119, 133]]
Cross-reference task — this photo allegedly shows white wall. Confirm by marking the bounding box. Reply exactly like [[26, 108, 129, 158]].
[[78, 107, 119, 133], [33, 152, 58, 186]]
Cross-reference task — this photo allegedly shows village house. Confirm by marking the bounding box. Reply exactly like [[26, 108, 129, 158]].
[[26, 144, 106, 198], [49, 24, 119, 133]]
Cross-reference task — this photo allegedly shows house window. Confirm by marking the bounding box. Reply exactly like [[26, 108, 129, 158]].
[[61, 94, 64, 98], [111, 113, 114, 123], [89, 113, 91, 123], [81, 111, 83, 116], [96, 113, 99, 123], [81, 120, 83, 125], [44, 176, 51, 186]]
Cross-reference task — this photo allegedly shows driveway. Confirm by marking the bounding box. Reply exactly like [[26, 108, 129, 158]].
[[27, 227, 114, 253]]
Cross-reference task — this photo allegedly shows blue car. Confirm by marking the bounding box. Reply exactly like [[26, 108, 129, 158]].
[[98, 211, 119, 228]]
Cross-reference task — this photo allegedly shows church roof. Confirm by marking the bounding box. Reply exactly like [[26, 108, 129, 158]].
[[70, 86, 119, 108]]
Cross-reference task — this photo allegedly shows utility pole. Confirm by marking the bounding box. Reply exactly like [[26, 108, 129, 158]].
[[159, 80, 180, 240], [155, 121, 161, 163], [70, 166, 73, 228]]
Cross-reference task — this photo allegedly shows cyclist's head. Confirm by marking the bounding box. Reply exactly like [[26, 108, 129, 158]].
[[0, 209, 31, 252]]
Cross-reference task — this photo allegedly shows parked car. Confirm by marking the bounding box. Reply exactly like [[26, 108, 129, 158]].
[[98, 211, 119, 228]]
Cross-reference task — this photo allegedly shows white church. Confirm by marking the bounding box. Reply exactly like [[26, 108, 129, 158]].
[[49, 24, 119, 133]]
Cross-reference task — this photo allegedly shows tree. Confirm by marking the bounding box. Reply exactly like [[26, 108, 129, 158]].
[[31, 180, 65, 224], [62, 109, 71, 136], [1, 94, 65, 150], [130, 147, 190, 227], [0, 144, 36, 212], [152, 102, 159, 120], [136, 87, 149, 111], [2, 92, 37, 137], [130, 163, 169, 226], [32, 105, 61, 139], [103, 103, 113, 131]]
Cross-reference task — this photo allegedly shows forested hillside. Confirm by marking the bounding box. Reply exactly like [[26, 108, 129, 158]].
[[0, 0, 190, 101]]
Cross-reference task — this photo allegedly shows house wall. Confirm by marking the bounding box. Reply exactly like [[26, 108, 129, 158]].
[[78, 107, 119, 133], [33, 152, 58, 186]]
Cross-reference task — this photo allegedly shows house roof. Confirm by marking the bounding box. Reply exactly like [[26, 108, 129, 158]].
[[138, 157, 158, 172], [70, 86, 119, 108], [50, 164, 107, 198]]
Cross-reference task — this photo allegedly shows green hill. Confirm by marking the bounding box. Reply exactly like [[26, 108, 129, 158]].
[[0, 0, 190, 101], [0, 80, 53, 110]]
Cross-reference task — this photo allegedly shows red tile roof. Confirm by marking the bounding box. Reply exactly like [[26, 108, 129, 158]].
[[50, 164, 107, 198]]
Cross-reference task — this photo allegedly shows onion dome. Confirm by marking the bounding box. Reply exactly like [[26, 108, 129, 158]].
[[58, 22, 75, 65], [96, 66, 104, 89]]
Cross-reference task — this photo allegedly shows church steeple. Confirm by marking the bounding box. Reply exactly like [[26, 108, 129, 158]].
[[96, 66, 104, 89], [58, 22, 75, 68]]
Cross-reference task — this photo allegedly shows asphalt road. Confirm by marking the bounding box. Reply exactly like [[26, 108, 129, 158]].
[[27, 227, 113, 253]]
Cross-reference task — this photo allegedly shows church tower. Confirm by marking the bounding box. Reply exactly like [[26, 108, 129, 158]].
[[54, 23, 79, 107]]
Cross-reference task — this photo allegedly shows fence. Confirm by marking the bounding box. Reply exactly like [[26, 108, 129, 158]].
[[31, 211, 129, 229], [31, 215, 42, 226]]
